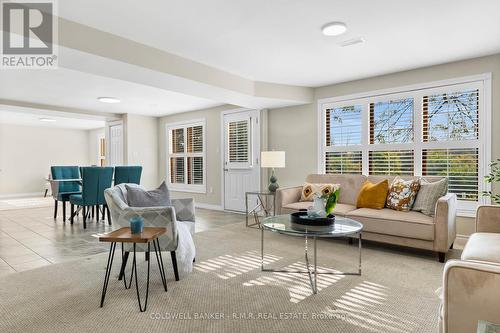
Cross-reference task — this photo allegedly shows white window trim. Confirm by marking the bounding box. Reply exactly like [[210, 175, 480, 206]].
[[166, 118, 207, 193], [317, 73, 492, 217]]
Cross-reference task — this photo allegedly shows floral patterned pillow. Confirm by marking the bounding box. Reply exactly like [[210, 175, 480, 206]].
[[386, 177, 421, 211], [300, 183, 340, 202]]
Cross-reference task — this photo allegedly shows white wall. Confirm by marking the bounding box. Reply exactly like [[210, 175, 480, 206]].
[[0, 124, 90, 197], [124, 114, 158, 189]]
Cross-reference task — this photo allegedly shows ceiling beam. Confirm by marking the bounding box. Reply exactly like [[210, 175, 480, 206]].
[[56, 18, 313, 109]]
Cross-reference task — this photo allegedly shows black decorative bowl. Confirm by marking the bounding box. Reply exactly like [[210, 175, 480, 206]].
[[291, 211, 335, 226]]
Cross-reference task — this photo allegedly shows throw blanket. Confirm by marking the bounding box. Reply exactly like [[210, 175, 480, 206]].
[[176, 222, 196, 275]]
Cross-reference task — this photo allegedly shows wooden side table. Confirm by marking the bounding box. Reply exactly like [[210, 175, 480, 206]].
[[99, 227, 168, 312]]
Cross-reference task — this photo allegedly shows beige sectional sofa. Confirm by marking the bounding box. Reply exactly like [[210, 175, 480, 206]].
[[276, 174, 457, 262]]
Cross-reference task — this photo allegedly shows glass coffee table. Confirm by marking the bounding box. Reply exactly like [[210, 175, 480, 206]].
[[261, 214, 363, 294]]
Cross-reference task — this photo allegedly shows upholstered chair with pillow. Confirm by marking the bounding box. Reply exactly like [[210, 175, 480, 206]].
[[104, 183, 196, 281]]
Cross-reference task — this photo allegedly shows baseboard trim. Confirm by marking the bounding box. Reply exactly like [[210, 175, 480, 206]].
[[453, 234, 470, 250], [195, 203, 223, 211], [0, 192, 46, 199]]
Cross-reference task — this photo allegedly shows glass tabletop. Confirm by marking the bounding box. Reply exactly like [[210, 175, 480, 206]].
[[262, 214, 363, 237]]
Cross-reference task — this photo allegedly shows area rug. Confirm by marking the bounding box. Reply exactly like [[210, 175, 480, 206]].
[[0, 223, 445, 333]]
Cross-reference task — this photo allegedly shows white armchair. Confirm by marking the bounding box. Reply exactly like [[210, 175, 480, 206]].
[[439, 205, 500, 333], [104, 184, 196, 281]]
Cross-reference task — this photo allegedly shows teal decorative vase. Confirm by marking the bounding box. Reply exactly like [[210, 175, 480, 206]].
[[130, 216, 144, 234]]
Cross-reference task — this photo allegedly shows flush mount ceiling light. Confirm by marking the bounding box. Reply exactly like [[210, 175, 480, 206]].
[[97, 97, 120, 104], [39, 118, 56, 122], [322, 22, 347, 36]]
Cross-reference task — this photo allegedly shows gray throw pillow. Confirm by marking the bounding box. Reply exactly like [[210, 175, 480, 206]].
[[412, 178, 448, 216], [126, 181, 171, 207]]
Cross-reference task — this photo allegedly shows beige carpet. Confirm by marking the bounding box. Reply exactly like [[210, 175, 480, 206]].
[[0, 223, 449, 333]]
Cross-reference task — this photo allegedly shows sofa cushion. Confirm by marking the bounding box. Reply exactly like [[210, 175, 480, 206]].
[[356, 180, 389, 209], [299, 183, 340, 202], [386, 177, 420, 211], [461, 233, 500, 264], [412, 178, 448, 216], [281, 202, 357, 217], [305, 174, 366, 205], [347, 208, 435, 241], [126, 181, 171, 207]]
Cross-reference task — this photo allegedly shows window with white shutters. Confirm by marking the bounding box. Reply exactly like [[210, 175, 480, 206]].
[[167, 120, 206, 192], [319, 77, 490, 216]]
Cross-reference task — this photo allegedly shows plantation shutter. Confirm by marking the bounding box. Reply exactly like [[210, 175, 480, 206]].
[[422, 148, 479, 201], [369, 150, 414, 176], [170, 157, 185, 184], [228, 120, 249, 163], [325, 151, 362, 174], [326, 105, 362, 146], [422, 89, 479, 142], [370, 98, 414, 144], [187, 125, 203, 153]]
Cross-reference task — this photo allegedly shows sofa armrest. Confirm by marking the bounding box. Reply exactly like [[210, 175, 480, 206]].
[[442, 259, 500, 333], [476, 205, 500, 233], [275, 186, 302, 215], [171, 198, 195, 222], [434, 193, 457, 253]]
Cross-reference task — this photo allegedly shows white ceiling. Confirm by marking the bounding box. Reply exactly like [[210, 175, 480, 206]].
[[58, 0, 500, 87], [0, 110, 105, 130], [0, 68, 222, 117]]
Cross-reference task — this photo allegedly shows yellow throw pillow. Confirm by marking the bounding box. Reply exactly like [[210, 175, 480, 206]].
[[300, 183, 340, 201], [356, 180, 389, 209]]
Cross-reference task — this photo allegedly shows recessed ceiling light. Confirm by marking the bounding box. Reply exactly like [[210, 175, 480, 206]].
[[322, 22, 347, 36], [97, 97, 120, 104], [39, 118, 56, 122]]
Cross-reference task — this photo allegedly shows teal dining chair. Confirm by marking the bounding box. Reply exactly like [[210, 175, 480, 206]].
[[50, 166, 81, 222], [114, 166, 142, 185], [69, 167, 114, 229]]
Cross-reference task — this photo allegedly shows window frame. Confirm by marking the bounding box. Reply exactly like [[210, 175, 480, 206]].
[[166, 118, 207, 193], [317, 74, 492, 217]]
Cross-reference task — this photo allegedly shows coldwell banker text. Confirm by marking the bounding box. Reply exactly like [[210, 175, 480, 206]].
[[1, 0, 58, 69]]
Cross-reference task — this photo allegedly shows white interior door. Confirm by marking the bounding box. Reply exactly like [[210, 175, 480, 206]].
[[108, 122, 123, 166], [223, 109, 260, 212]]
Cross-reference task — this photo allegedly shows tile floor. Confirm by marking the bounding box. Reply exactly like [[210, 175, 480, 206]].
[[0, 202, 244, 276]]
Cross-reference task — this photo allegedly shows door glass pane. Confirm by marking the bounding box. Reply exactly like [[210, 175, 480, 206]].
[[228, 120, 249, 163], [370, 98, 414, 144], [326, 105, 362, 146], [171, 128, 184, 153], [170, 157, 185, 183]]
